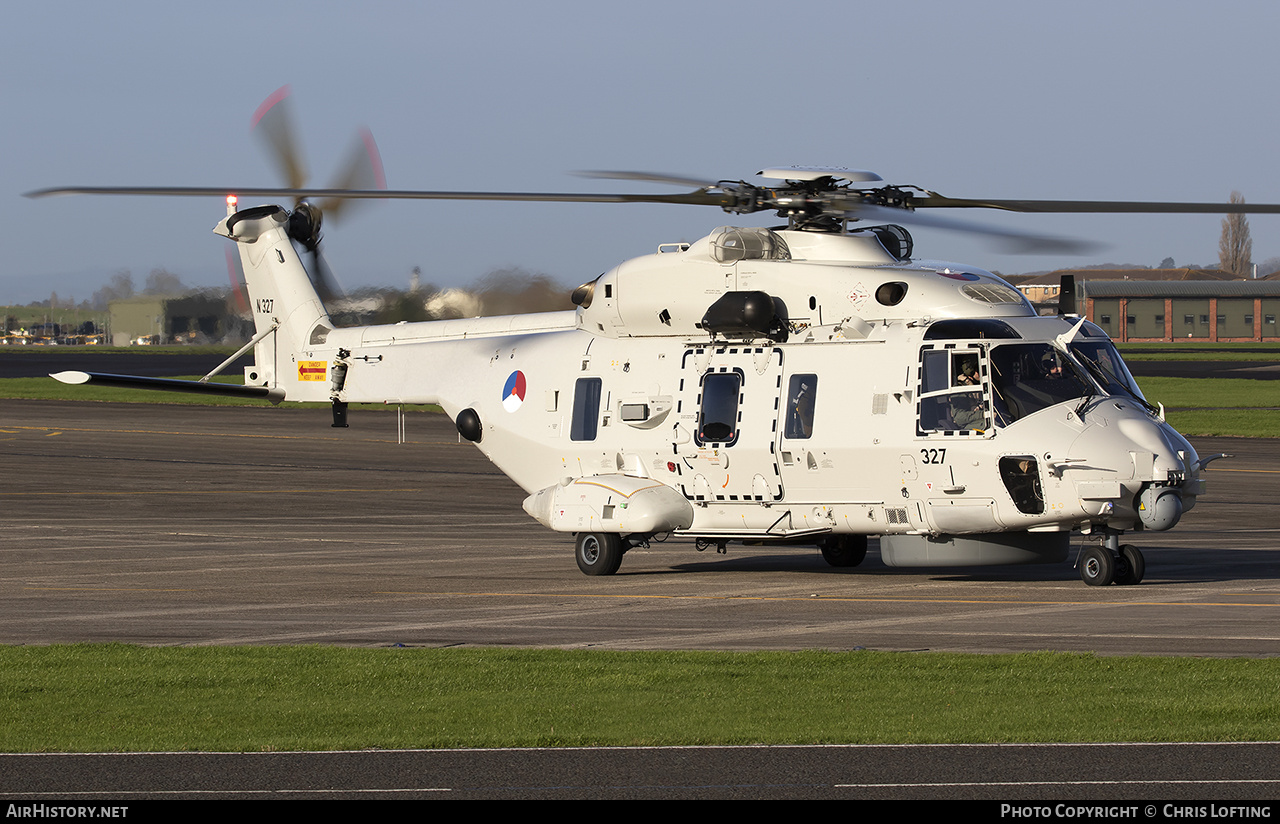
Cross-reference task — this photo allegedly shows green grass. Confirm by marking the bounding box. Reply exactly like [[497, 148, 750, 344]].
[[1118, 342, 1280, 361], [0, 375, 263, 406], [1139, 377, 1280, 409], [2, 646, 1278, 751], [0, 344, 239, 356], [1159, 410, 1280, 438], [0, 376, 440, 412], [1135, 377, 1280, 437]]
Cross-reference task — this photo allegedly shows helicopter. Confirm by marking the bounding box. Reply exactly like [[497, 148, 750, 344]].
[[29, 98, 1280, 586]]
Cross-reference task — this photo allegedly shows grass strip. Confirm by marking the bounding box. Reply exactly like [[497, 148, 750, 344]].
[[0, 377, 439, 412], [0, 345, 240, 356], [0, 376, 269, 406], [1134, 377, 1280, 437], [1117, 343, 1280, 362], [1160, 409, 1280, 438], [2, 646, 1278, 752], [1138, 377, 1280, 409]]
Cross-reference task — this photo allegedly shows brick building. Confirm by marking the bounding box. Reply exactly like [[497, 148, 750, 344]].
[[1082, 280, 1280, 342]]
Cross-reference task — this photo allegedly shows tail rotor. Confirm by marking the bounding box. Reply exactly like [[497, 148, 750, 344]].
[[250, 86, 386, 304]]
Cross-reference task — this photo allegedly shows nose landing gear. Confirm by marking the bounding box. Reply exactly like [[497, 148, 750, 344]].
[[1078, 531, 1145, 586]]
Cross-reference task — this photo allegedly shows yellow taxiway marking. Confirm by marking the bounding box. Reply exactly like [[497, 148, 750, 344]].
[[16, 585, 1278, 608], [23, 587, 196, 593], [373, 590, 1280, 608]]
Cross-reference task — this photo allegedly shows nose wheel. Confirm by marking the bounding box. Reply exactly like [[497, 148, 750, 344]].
[[1117, 543, 1145, 585], [1079, 540, 1145, 586]]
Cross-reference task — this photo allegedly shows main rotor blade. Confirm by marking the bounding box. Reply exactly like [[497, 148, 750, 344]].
[[31, 181, 1280, 224], [847, 203, 1100, 255], [25, 186, 730, 207], [575, 170, 723, 190], [914, 195, 1280, 215]]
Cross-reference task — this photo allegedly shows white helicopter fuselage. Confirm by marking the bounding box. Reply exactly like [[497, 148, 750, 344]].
[[218, 204, 1205, 578]]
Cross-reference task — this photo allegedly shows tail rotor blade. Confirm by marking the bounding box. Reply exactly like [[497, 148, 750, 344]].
[[225, 247, 249, 314], [251, 85, 309, 193], [320, 127, 387, 221], [309, 246, 346, 306]]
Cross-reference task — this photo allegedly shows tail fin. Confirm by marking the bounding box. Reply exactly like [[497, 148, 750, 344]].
[[214, 204, 333, 397]]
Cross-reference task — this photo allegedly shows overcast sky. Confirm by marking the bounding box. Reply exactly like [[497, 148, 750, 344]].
[[4, 0, 1279, 305]]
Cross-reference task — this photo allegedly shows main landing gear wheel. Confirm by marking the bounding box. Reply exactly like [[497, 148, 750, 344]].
[[1116, 544, 1145, 585], [1079, 546, 1116, 586], [818, 535, 868, 568], [575, 532, 624, 576]]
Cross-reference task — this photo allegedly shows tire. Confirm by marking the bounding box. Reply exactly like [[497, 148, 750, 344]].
[[1116, 544, 1145, 585], [1080, 546, 1116, 586], [819, 535, 868, 568], [575, 532, 624, 576]]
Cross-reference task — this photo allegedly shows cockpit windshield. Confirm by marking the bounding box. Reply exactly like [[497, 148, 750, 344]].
[[1069, 339, 1145, 400], [989, 343, 1093, 425]]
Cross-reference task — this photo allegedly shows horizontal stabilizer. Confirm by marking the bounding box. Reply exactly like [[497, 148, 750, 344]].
[[50, 371, 285, 404]]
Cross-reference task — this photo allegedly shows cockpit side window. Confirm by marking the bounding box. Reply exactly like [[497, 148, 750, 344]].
[[917, 346, 990, 436]]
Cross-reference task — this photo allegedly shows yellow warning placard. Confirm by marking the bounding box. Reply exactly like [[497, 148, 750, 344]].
[[298, 360, 327, 382]]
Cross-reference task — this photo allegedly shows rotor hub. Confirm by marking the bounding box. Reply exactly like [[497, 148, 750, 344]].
[[287, 202, 323, 251]]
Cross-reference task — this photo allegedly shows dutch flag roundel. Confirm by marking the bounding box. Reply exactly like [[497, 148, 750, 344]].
[[502, 370, 527, 412]]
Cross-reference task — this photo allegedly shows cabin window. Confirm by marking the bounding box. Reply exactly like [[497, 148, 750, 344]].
[[696, 370, 742, 446], [570, 377, 602, 441], [784, 374, 817, 439]]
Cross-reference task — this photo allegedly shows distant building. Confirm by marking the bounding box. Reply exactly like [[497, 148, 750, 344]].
[[108, 295, 231, 346], [1014, 268, 1237, 306], [1084, 281, 1280, 342], [1011, 269, 1280, 341]]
